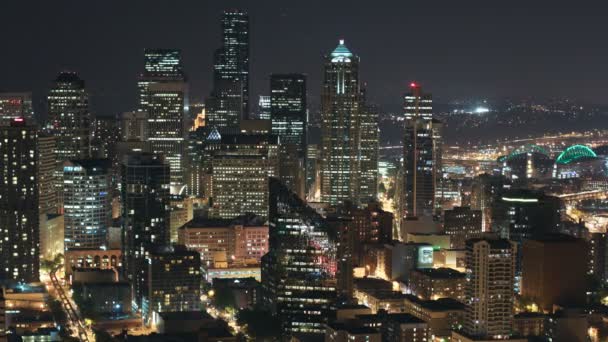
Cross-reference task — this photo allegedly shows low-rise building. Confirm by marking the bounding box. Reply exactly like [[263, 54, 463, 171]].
[[409, 267, 466, 302]]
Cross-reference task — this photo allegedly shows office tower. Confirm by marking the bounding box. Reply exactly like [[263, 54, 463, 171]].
[[121, 153, 170, 311], [463, 238, 516, 339], [148, 245, 201, 320], [207, 10, 250, 131], [262, 178, 338, 337], [492, 189, 561, 284], [270, 73, 307, 198], [444, 206, 483, 249], [330, 202, 393, 265], [63, 159, 112, 249], [306, 144, 320, 198], [521, 235, 587, 311], [47, 72, 91, 161], [92, 116, 120, 159], [137, 49, 187, 192], [469, 174, 511, 231], [0, 118, 39, 282], [146, 82, 188, 191], [137, 49, 185, 111], [320, 40, 378, 205], [258, 95, 271, 120], [0, 92, 34, 125], [38, 133, 57, 215], [358, 103, 379, 203], [400, 83, 441, 219], [120, 112, 149, 141], [209, 134, 279, 220]]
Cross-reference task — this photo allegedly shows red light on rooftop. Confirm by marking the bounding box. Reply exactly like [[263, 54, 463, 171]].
[[410, 82, 418, 88]]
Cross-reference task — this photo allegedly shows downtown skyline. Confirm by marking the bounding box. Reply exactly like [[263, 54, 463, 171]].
[[2, 1, 608, 118]]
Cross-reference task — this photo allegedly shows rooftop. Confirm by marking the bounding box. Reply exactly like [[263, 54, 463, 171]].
[[158, 311, 214, 322], [412, 267, 465, 279]]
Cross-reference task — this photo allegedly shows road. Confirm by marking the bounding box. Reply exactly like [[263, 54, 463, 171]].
[[49, 267, 94, 341]]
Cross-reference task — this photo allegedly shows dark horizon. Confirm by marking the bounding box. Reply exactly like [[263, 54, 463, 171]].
[[2, 1, 608, 117]]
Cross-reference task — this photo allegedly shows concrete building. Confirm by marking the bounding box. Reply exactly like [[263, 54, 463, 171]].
[[409, 267, 466, 302], [521, 235, 587, 311]]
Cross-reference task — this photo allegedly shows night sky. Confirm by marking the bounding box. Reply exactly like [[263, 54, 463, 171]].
[[2, 1, 608, 117]]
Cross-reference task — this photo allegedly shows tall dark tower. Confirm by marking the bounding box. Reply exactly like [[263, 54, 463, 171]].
[[270, 73, 307, 198], [400, 83, 441, 221], [121, 152, 170, 312], [320, 40, 377, 205], [47, 72, 91, 161], [0, 118, 39, 282], [207, 10, 250, 132]]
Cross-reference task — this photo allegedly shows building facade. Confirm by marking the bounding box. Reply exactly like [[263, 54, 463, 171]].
[[0, 119, 39, 282], [463, 239, 516, 339], [121, 153, 171, 312], [47, 72, 91, 161], [320, 40, 377, 206], [270, 73, 307, 198], [207, 10, 250, 131], [63, 159, 112, 249]]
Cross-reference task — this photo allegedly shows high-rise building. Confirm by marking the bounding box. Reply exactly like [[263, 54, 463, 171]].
[[120, 111, 149, 142], [47, 72, 91, 161], [469, 174, 511, 231], [148, 245, 201, 321], [463, 238, 516, 339], [121, 152, 170, 312], [258, 95, 271, 120], [63, 159, 112, 249], [492, 189, 561, 284], [399, 83, 441, 219], [209, 134, 279, 220], [207, 10, 250, 131], [320, 40, 378, 205], [38, 133, 57, 215], [137, 49, 187, 193], [262, 178, 338, 337], [270, 73, 307, 198], [0, 118, 39, 282], [146, 82, 188, 192], [137, 49, 185, 111], [444, 206, 483, 249], [521, 235, 587, 311], [0, 92, 34, 125]]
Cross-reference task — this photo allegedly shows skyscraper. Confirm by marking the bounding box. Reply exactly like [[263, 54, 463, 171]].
[[0, 92, 34, 125], [462, 238, 516, 339], [209, 134, 279, 220], [258, 95, 271, 120], [38, 133, 58, 215], [206, 10, 250, 132], [270, 73, 307, 198], [121, 152, 170, 312], [400, 83, 441, 219], [63, 159, 112, 249], [146, 82, 188, 192], [137, 49, 185, 111], [262, 178, 338, 337], [47, 72, 91, 161], [0, 118, 39, 282], [320, 40, 378, 206], [138, 49, 188, 193]]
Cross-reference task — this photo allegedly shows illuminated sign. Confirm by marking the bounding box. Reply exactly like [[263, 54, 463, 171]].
[[418, 246, 434, 268]]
